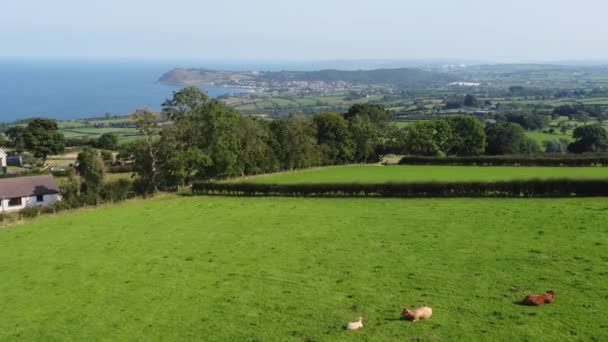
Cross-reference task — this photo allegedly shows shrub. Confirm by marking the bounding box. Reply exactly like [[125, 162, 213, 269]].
[[18, 207, 41, 219]]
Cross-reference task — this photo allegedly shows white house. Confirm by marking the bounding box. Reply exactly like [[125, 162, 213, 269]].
[[0, 148, 6, 174], [0, 175, 61, 213]]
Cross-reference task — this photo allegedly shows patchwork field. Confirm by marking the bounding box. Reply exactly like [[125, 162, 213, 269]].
[[245, 165, 608, 184], [1, 196, 607, 341]]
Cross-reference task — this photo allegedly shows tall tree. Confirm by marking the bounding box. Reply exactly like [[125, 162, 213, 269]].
[[485, 123, 526, 155], [463, 94, 478, 107], [236, 117, 277, 176], [349, 115, 380, 163], [404, 120, 453, 156], [132, 110, 160, 192], [22, 119, 65, 164], [161, 86, 210, 120], [567, 124, 608, 153], [313, 112, 354, 164], [448, 116, 486, 156], [0, 133, 8, 148], [162, 88, 240, 178], [343, 104, 393, 130], [269, 115, 320, 169], [76, 147, 105, 204]]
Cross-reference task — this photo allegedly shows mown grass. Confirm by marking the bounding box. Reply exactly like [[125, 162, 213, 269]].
[[0, 196, 606, 341], [245, 165, 608, 184]]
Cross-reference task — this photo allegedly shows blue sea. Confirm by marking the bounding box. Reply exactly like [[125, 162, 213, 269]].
[[0, 59, 248, 123]]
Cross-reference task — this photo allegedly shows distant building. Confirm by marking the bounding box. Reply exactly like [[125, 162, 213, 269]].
[[0, 175, 61, 213]]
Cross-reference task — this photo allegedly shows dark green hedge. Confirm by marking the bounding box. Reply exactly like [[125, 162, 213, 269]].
[[398, 155, 608, 166], [192, 180, 608, 198]]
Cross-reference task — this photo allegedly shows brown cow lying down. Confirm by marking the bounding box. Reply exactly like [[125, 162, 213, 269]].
[[401, 306, 433, 321], [523, 290, 555, 306]]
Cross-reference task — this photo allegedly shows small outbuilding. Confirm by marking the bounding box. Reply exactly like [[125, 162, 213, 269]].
[[0, 175, 61, 213]]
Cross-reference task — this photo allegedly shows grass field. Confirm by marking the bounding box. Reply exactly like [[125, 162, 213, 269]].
[[1, 196, 607, 340], [244, 165, 608, 184], [60, 127, 141, 142]]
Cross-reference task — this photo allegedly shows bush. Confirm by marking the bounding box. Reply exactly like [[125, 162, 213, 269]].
[[18, 207, 41, 219], [100, 179, 135, 202]]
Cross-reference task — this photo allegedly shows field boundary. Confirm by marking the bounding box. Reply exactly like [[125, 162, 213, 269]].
[[192, 179, 608, 198]]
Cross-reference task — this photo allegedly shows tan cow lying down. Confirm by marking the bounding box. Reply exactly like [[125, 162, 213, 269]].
[[401, 306, 433, 322], [523, 290, 555, 306]]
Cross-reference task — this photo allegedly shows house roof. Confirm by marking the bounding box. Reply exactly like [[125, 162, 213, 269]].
[[0, 175, 60, 199]]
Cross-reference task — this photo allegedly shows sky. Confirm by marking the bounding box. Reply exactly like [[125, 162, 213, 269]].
[[1, 0, 608, 62]]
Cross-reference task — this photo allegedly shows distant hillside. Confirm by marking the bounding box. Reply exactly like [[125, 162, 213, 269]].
[[158, 67, 454, 88], [158, 68, 256, 86]]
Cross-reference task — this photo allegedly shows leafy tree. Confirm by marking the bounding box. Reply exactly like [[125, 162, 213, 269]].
[[404, 120, 453, 156], [349, 115, 382, 162], [5, 126, 26, 153], [567, 124, 608, 153], [162, 88, 240, 178], [485, 123, 527, 155], [269, 115, 321, 169], [343, 104, 392, 130], [236, 117, 277, 176], [96, 132, 119, 150], [0, 133, 7, 147], [161, 86, 210, 120], [22, 119, 65, 164], [447, 116, 486, 156], [444, 97, 463, 109], [76, 148, 105, 203], [132, 110, 160, 192], [313, 112, 354, 164], [463, 94, 478, 107], [543, 139, 569, 153], [521, 137, 541, 155], [502, 111, 549, 130]]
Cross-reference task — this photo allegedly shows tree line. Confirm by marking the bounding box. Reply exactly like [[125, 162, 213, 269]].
[[111, 87, 607, 192]]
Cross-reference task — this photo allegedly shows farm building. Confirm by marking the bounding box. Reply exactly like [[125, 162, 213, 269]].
[[0, 175, 60, 213]]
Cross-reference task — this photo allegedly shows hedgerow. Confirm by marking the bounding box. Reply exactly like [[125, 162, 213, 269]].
[[192, 179, 608, 198]]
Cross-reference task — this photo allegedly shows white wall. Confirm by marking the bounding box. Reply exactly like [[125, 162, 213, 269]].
[[0, 151, 6, 173], [0, 194, 60, 213]]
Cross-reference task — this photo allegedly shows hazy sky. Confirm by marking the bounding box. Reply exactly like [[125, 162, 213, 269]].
[[1, 0, 607, 62]]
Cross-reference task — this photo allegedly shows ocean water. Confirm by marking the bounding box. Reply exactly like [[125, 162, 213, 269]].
[[0, 59, 245, 123]]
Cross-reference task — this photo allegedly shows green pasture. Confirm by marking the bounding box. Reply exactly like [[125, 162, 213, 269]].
[[1, 196, 606, 340], [60, 127, 141, 142]]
